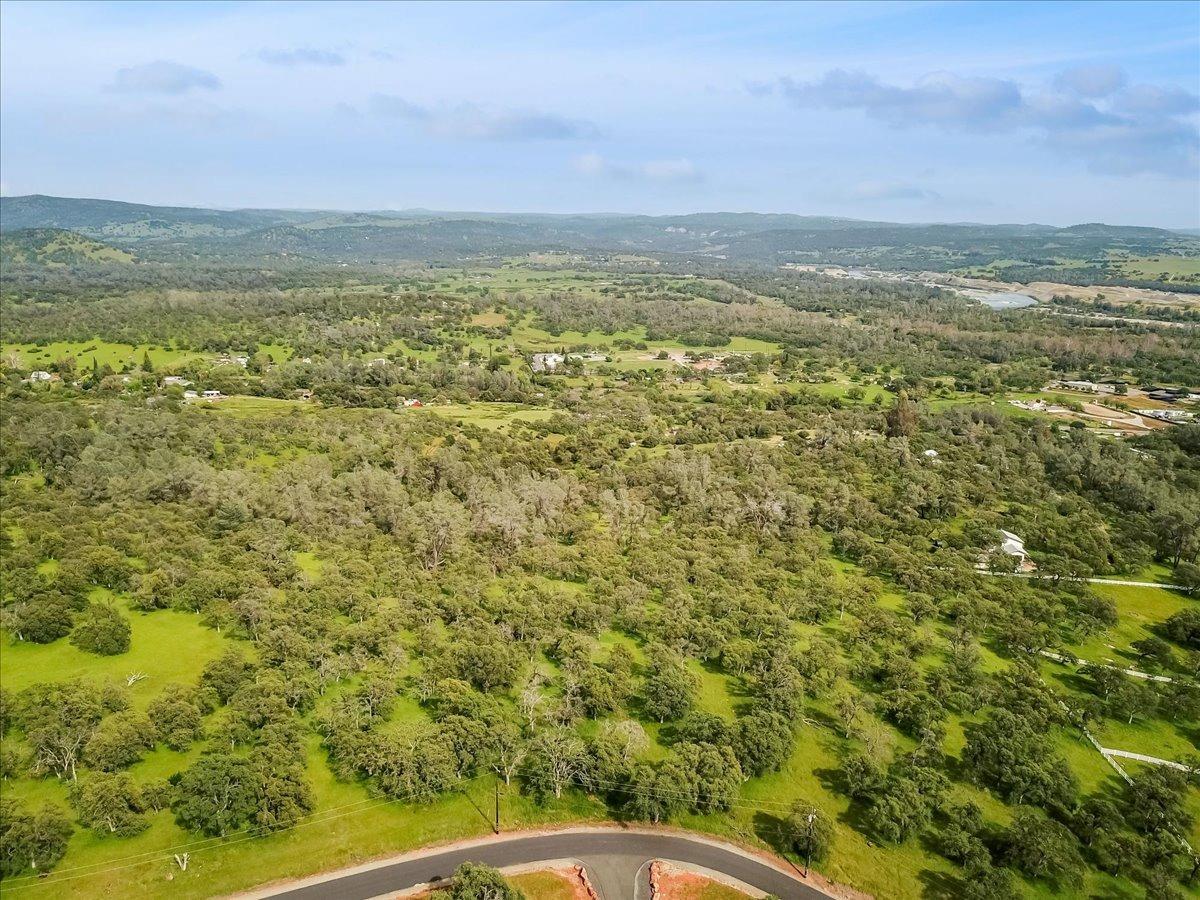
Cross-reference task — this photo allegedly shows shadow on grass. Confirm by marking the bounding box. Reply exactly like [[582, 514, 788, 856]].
[[751, 811, 806, 877], [804, 706, 843, 736], [460, 778, 499, 834], [917, 868, 966, 900], [812, 765, 880, 840]]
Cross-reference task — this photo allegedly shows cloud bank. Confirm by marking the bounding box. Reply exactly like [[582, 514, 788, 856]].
[[769, 66, 1198, 177]]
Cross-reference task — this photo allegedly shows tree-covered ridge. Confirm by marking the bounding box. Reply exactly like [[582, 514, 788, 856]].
[[0, 229, 135, 268], [0, 265, 1197, 899], [2, 196, 1197, 286]]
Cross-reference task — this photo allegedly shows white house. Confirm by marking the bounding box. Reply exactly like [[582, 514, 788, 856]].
[[27, 370, 53, 382], [1000, 530, 1037, 571], [999, 529, 1026, 558], [979, 529, 1036, 572], [201, 389, 223, 399], [163, 376, 192, 387], [530, 352, 566, 373]]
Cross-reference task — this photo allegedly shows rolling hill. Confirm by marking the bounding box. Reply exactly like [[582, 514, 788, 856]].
[[2, 195, 1196, 279], [0, 228, 135, 266]]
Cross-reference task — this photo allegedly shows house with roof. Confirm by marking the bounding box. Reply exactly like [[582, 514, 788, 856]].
[[530, 352, 566, 373], [978, 528, 1036, 572], [998, 529, 1036, 572]]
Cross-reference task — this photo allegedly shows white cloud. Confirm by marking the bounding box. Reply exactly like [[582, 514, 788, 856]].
[[257, 47, 345, 67], [1054, 64, 1126, 98], [778, 70, 1023, 132], [765, 66, 1199, 177], [109, 61, 221, 95], [370, 95, 598, 141]]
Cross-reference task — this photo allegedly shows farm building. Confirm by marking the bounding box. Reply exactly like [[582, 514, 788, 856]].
[[530, 352, 566, 373]]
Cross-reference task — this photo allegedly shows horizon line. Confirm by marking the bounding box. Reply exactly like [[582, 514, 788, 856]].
[[3, 193, 1197, 233]]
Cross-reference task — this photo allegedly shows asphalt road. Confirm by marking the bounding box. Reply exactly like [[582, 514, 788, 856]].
[[262, 830, 827, 900]]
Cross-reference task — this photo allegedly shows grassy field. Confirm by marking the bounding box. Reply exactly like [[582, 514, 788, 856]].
[[0, 592, 234, 709], [1, 340, 299, 373], [504, 869, 580, 899], [1065, 583, 1192, 662], [2, 340, 209, 372], [469, 311, 509, 327], [192, 396, 312, 416], [420, 402, 557, 431], [1108, 253, 1200, 281], [5, 745, 607, 900]]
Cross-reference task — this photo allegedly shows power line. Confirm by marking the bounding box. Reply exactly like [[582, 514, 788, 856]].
[[0, 796, 391, 883], [2, 775, 489, 890], [4, 763, 809, 890], [4, 798, 394, 890], [1, 794, 389, 882]]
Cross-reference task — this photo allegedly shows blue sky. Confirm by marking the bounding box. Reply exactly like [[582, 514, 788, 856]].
[[1, 0, 1197, 226]]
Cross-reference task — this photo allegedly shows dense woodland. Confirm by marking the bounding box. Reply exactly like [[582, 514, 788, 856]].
[[1, 260, 1198, 900]]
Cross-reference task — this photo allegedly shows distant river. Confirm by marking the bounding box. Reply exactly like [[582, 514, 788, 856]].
[[962, 289, 1038, 310]]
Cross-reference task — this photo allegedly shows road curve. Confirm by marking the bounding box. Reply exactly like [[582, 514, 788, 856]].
[[254, 828, 829, 900]]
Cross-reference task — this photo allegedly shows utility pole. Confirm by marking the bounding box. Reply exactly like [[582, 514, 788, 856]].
[[494, 775, 501, 834], [803, 811, 815, 877]]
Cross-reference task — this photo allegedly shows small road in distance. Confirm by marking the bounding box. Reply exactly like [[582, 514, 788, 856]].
[[976, 571, 1184, 590]]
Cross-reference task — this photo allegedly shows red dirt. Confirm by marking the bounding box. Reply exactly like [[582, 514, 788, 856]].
[[650, 860, 745, 899]]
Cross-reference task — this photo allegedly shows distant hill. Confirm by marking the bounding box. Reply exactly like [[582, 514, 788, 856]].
[[0, 228, 135, 266], [1, 195, 1196, 279], [0, 195, 312, 240]]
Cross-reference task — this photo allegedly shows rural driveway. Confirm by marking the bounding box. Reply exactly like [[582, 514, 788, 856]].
[[976, 571, 1184, 590], [249, 828, 830, 900]]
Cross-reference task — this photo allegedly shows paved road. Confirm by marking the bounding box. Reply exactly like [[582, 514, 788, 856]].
[[1038, 649, 1174, 683], [260, 830, 826, 900], [978, 571, 1183, 590]]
